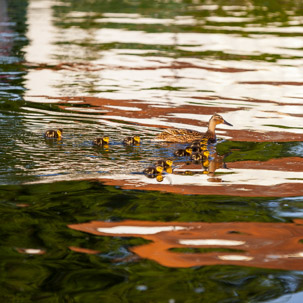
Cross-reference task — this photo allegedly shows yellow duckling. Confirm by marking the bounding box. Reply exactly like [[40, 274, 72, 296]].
[[155, 159, 173, 169], [143, 166, 164, 175], [44, 129, 63, 139], [174, 147, 192, 157], [155, 114, 232, 143], [123, 136, 140, 145], [190, 150, 210, 162], [92, 137, 109, 146]]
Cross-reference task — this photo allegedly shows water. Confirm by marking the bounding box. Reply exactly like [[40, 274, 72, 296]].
[[1, 0, 303, 301]]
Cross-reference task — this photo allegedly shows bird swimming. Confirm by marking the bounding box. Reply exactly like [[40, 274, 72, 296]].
[[174, 147, 193, 157], [143, 166, 164, 176], [92, 137, 109, 146], [44, 129, 63, 139], [155, 114, 232, 143], [123, 136, 141, 145], [155, 159, 173, 169]]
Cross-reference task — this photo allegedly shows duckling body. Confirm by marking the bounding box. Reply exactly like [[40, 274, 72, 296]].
[[93, 137, 109, 146], [174, 147, 192, 157], [44, 129, 63, 139], [123, 136, 140, 145], [155, 159, 173, 169], [143, 166, 163, 176], [155, 114, 232, 143], [190, 150, 209, 162]]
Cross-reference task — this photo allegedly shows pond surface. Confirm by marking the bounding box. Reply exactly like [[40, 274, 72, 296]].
[[1, 0, 303, 301]]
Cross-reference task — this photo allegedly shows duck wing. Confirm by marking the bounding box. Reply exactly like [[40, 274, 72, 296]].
[[155, 128, 204, 143]]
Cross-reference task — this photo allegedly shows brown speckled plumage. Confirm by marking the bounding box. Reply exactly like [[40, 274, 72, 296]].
[[155, 114, 232, 143]]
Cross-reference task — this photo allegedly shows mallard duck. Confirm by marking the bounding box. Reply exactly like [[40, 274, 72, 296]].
[[92, 137, 109, 146], [143, 166, 163, 175], [123, 136, 140, 145], [155, 159, 173, 169], [174, 147, 192, 157], [44, 129, 63, 139], [155, 114, 232, 143], [190, 150, 210, 162]]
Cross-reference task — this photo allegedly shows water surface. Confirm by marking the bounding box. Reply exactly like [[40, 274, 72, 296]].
[[1, 0, 303, 301]]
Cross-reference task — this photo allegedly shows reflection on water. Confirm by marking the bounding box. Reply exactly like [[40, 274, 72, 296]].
[[69, 218, 303, 270]]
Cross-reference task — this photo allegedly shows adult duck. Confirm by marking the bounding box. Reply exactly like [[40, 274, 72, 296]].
[[155, 114, 232, 143]]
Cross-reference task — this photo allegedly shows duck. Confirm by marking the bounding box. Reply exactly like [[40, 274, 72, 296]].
[[44, 129, 63, 139], [92, 137, 109, 146], [174, 147, 192, 157], [155, 114, 232, 143], [155, 159, 173, 169], [143, 166, 164, 175], [123, 136, 140, 145], [190, 150, 210, 162]]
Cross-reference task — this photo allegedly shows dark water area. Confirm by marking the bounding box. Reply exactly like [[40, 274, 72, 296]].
[[1, 0, 303, 301]]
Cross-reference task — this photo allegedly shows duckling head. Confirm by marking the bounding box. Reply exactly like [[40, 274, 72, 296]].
[[56, 129, 63, 138], [165, 159, 173, 166], [203, 150, 210, 157], [156, 166, 164, 173], [103, 136, 110, 144], [185, 147, 193, 155], [134, 136, 141, 144]]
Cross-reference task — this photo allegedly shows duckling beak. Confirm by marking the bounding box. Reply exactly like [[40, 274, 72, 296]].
[[223, 119, 233, 126]]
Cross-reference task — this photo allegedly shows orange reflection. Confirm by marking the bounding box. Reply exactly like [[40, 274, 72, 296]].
[[69, 219, 303, 270]]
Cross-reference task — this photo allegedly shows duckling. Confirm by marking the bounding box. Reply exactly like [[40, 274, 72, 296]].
[[174, 147, 192, 157], [190, 150, 210, 162], [92, 137, 109, 146], [155, 159, 173, 169], [143, 166, 163, 176], [123, 136, 140, 145], [190, 145, 201, 153], [155, 114, 232, 143], [44, 129, 63, 139]]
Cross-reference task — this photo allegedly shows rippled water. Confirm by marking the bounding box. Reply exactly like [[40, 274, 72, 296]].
[[1, 0, 303, 301]]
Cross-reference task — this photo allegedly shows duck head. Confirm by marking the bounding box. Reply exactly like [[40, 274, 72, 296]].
[[211, 114, 233, 127]]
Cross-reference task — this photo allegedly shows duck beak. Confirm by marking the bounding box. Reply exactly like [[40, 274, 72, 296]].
[[223, 119, 233, 126]]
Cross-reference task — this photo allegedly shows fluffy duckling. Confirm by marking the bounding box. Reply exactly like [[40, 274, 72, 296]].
[[190, 150, 210, 162], [155, 159, 173, 169], [155, 114, 232, 143], [123, 136, 140, 145], [174, 147, 192, 157], [44, 129, 63, 139], [93, 137, 109, 146], [143, 166, 164, 176]]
